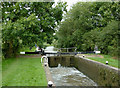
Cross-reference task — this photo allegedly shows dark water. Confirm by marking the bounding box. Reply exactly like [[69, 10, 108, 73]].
[[49, 65, 97, 86]]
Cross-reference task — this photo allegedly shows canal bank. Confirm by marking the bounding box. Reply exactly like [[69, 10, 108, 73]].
[[48, 55, 119, 86], [73, 56, 119, 86]]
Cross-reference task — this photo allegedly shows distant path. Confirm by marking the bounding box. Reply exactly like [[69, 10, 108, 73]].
[[44, 46, 54, 51]]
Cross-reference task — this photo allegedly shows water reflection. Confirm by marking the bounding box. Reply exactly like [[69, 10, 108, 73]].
[[49, 66, 97, 86]]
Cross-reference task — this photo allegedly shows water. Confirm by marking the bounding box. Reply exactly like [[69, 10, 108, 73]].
[[49, 65, 97, 86], [58, 63, 61, 67]]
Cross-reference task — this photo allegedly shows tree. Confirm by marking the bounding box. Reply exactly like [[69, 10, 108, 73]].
[[56, 1, 119, 56], [56, 2, 93, 50], [99, 20, 119, 55], [2, 2, 67, 58], [82, 28, 101, 51]]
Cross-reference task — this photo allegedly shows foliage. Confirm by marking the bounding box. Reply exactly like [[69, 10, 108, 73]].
[[2, 14, 41, 57], [56, 2, 119, 56], [56, 2, 93, 49], [2, 57, 47, 86], [2, 2, 67, 58], [83, 20, 119, 55], [19, 46, 36, 52], [82, 28, 100, 51]]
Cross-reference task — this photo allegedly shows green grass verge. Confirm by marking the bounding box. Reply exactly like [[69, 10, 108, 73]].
[[87, 54, 119, 68], [2, 57, 47, 86]]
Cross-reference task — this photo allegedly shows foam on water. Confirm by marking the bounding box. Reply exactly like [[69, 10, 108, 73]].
[[49, 65, 97, 86]]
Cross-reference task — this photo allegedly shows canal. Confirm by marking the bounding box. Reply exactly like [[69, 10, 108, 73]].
[[45, 46, 97, 86], [49, 64, 98, 86]]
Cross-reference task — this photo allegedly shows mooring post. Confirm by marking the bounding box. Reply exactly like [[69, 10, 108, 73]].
[[48, 80, 53, 87], [106, 61, 108, 65]]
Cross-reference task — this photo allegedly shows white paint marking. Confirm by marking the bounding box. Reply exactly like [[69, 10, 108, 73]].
[[20, 52, 25, 54]]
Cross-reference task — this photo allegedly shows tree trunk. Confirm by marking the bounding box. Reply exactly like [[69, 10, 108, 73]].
[[6, 41, 13, 58]]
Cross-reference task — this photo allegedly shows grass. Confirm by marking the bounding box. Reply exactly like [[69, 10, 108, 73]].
[[20, 46, 36, 52], [2, 57, 47, 86], [87, 54, 119, 68]]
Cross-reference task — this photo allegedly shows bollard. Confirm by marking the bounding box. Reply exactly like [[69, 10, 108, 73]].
[[83, 55, 85, 58], [48, 80, 53, 87], [106, 61, 108, 65], [44, 63, 47, 66]]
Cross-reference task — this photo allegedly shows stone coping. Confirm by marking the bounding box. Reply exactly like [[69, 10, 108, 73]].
[[43, 62, 56, 87], [75, 55, 120, 72]]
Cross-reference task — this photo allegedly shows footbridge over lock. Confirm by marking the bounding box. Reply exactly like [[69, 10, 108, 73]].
[[20, 46, 95, 56]]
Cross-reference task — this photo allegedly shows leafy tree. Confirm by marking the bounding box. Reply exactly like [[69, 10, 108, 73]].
[[99, 20, 119, 55], [2, 2, 67, 58], [82, 28, 101, 51], [56, 1, 119, 56], [56, 2, 93, 50], [89, 2, 119, 28]]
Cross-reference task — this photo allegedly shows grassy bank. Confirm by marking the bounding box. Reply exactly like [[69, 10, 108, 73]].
[[87, 54, 119, 68], [2, 57, 47, 86]]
